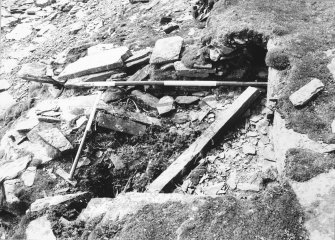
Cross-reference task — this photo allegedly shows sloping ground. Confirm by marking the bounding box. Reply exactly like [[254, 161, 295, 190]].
[[208, 0, 335, 142]]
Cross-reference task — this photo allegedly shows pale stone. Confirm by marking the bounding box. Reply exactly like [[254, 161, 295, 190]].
[[290, 170, 335, 240], [6, 23, 33, 40], [69, 21, 83, 34], [3, 179, 21, 204], [21, 166, 37, 187], [331, 119, 335, 133], [150, 36, 183, 64], [226, 170, 237, 190], [58, 47, 131, 81], [0, 92, 16, 117], [157, 96, 175, 115], [0, 59, 19, 74], [38, 128, 73, 152], [29, 192, 88, 213], [26, 216, 56, 240], [0, 80, 10, 91], [0, 155, 32, 182], [327, 57, 335, 81], [174, 61, 214, 78], [201, 95, 218, 109], [242, 144, 256, 155], [35, 0, 55, 7], [202, 182, 225, 195], [175, 96, 199, 105], [237, 183, 260, 192], [289, 78, 324, 106]]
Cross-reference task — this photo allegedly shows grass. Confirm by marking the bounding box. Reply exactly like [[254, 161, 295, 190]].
[[285, 148, 335, 182]]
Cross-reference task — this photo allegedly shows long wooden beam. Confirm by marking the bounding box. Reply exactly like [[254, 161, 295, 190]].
[[146, 87, 261, 193], [64, 80, 267, 88]]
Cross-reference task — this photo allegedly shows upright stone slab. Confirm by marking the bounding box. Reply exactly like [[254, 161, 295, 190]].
[[150, 36, 183, 65], [289, 78, 324, 107], [0, 91, 15, 118], [58, 47, 131, 81]]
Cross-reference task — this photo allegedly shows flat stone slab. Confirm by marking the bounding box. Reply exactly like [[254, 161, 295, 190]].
[[0, 92, 15, 118], [290, 170, 335, 240], [0, 155, 32, 182], [26, 216, 56, 240], [17, 62, 54, 84], [38, 128, 73, 152], [157, 96, 175, 115], [289, 78, 324, 107], [0, 80, 10, 91], [28, 192, 88, 213], [150, 36, 183, 65], [174, 61, 215, 78], [175, 96, 200, 105], [97, 112, 147, 136], [131, 90, 159, 109], [6, 23, 32, 40], [58, 47, 131, 81]]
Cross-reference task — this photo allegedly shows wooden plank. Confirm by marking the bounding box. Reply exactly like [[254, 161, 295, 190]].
[[147, 87, 261, 193]]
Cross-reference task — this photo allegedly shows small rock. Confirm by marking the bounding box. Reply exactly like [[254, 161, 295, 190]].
[[173, 112, 189, 124], [110, 154, 125, 170], [69, 22, 83, 34], [76, 116, 88, 128], [0, 91, 16, 118], [175, 96, 199, 105], [227, 170, 237, 190], [28, 192, 88, 213], [0, 80, 10, 91], [6, 23, 32, 40], [21, 167, 37, 187], [207, 155, 217, 163], [162, 23, 179, 34], [201, 95, 218, 109], [77, 157, 91, 168], [26, 215, 56, 240], [102, 88, 125, 103], [218, 152, 225, 159], [0, 59, 19, 74], [174, 61, 215, 78], [202, 182, 225, 195], [3, 179, 21, 205], [35, 0, 55, 7], [250, 115, 262, 123], [209, 48, 221, 62], [246, 131, 258, 137], [331, 120, 335, 133], [242, 144, 256, 155], [237, 183, 261, 192], [289, 78, 324, 107], [150, 36, 183, 65], [157, 96, 175, 115]]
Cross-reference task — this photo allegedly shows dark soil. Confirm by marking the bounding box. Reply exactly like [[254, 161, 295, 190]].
[[285, 148, 335, 182]]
